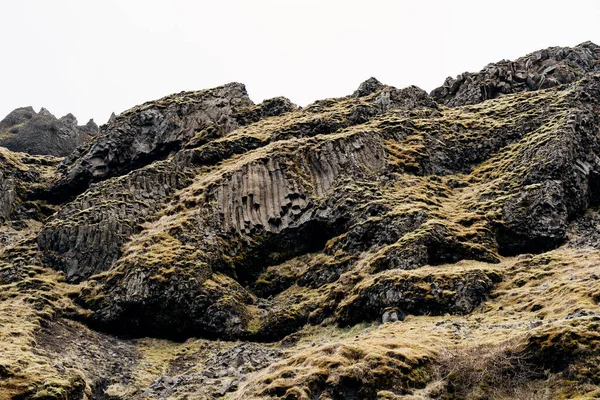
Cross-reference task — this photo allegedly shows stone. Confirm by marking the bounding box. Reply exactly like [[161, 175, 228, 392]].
[[353, 77, 385, 97], [48, 83, 260, 202], [431, 41, 600, 107], [4, 41, 600, 400], [32, 71, 600, 342], [0, 106, 97, 156], [382, 307, 405, 323]]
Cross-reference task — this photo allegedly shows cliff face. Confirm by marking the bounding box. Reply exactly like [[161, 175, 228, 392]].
[[2, 43, 600, 400], [0, 107, 98, 157]]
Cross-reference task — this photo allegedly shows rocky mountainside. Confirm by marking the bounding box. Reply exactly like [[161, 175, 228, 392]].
[[1, 42, 600, 399], [0, 107, 98, 157]]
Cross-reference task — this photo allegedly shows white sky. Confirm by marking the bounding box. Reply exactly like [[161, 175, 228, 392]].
[[1, 0, 599, 125]]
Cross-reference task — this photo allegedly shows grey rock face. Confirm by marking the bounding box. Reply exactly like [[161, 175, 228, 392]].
[[0, 107, 98, 156], [49, 83, 257, 202], [353, 77, 386, 97], [566, 209, 600, 249], [497, 181, 568, 255], [0, 148, 61, 223], [38, 82, 435, 286], [81, 119, 99, 136], [0, 106, 36, 131], [381, 307, 405, 323], [432, 41, 600, 107], [0, 171, 16, 220], [337, 268, 501, 326], [38, 160, 195, 281], [73, 131, 391, 339], [38, 92, 299, 283]]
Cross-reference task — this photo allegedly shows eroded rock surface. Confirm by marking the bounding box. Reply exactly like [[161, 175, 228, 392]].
[[0, 107, 98, 157], [3, 42, 600, 400], [49, 83, 298, 202], [432, 41, 600, 107]]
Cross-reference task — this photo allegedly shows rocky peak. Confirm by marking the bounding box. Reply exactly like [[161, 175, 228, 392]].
[[353, 77, 386, 97], [0, 106, 98, 157], [255, 96, 297, 118], [59, 113, 78, 126], [81, 119, 98, 136], [432, 41, 600, 106], [38, 107, 54, 117], [0, 106, 37, 132]]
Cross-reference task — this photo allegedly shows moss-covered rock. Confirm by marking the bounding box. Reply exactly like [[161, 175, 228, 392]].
[[3, 42, 600, 399]]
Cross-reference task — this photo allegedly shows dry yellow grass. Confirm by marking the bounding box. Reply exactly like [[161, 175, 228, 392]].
[[229, 245, 600, 399], [0, 267, 85, 399]]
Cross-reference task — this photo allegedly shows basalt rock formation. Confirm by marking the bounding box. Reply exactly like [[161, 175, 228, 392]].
[[432, 41, 600, 107], [0, 107, 98, 157], [2, 43, 600, 399]]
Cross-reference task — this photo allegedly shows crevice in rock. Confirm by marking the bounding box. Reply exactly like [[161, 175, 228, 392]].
[[233, 217, 350, 286]]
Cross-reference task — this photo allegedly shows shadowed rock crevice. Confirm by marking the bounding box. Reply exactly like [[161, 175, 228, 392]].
[[230, 217, 350, 285]]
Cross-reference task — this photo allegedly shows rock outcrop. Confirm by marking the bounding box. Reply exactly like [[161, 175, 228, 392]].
[[0, 148, 60, 223], [0, 107, 98, 157], [432, 41, 600, 107], [38, 71, 600, 344], [38, 82, 436, 284], [3, 42, 600, 400], [48, 83, 296, 202]]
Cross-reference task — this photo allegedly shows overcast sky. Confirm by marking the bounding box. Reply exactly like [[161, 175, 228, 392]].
[[1, 0, 599, 125]]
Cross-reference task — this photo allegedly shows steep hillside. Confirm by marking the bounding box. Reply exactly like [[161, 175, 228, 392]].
[[1, 42, 600, 400]]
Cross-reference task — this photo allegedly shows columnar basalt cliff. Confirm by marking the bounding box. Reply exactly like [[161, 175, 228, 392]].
[[2, 42, 600, 400]]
